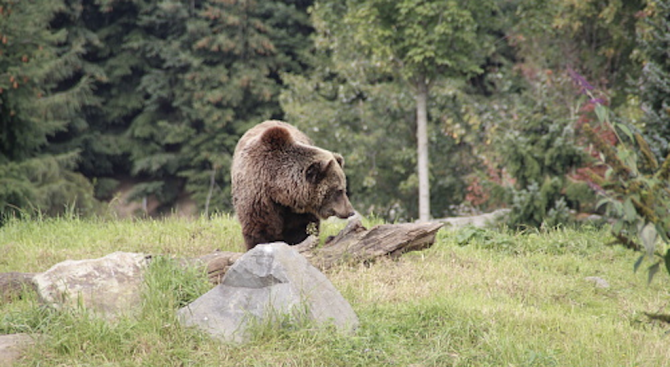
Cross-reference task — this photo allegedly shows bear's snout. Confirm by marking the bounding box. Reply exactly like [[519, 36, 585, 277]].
[[333, 199, 355, 219], [336, 209, 355, 219]]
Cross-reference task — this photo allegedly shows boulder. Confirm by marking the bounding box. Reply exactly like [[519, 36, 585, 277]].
[[0, 333, 34, 366], [32, 252, 149, 318], [178, 242, 358, 342]]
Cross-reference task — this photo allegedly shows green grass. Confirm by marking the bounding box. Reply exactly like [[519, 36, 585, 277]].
[[1, 216, 670, 366]]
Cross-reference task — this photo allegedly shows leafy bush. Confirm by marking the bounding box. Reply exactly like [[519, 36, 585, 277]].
[[486, 71, 592, 229], [582, 105, 670, 283]]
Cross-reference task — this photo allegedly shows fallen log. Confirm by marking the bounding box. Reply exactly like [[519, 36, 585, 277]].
[[181, 251, 243, 284], [0, 219, 444, 293], [298, 218, 443, 269], [194, 218, 444, 283]]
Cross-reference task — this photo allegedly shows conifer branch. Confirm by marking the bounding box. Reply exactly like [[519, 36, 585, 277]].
[[655, 151, 670, 181], [582, 123, 631, 180], [631, 197, 658, 224], [635, 133, 658, 171]]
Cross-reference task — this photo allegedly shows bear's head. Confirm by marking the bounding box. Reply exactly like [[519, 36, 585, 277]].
[[305, 151, 355, 220], [260, 126, 355, 220]]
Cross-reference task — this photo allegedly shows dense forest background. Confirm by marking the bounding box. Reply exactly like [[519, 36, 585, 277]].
[[1, 0, 668, 227]]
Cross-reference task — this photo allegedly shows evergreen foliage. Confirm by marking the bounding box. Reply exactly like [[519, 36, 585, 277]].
[[512, 0, 645, 98], [98, 0, 313, 214], [489, 75, 589, 229], [55, 0, 144, 180], [0, 0, 100, 222], [1, 0, 314, 218], [637, 0, 670, 157], [0, 0, 661, 226]]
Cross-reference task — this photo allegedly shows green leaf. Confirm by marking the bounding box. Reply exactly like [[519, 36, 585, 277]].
[[647, 261, 661, 284], [634, 254, 645, 273], [595, 198, 610, 211], [623, 198, 637, 222], [595, 104, 609, 123], [617, 148, 638, 174], [609, 200, 623, 217], [612, 220, 624, 235], [664, 249, 670, 277], [616, 123, 634, 143], [656, 222, 670, 243], [639, 222, 658, 256]]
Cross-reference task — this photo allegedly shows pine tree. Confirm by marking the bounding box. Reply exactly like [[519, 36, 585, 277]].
[[117, 0, 313, 214], [48, 0, 145, 193], [637, 0, 670, 157], [0, 0, 100, 222]]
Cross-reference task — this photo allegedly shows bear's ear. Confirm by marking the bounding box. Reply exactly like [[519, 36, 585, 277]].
[[260, 126, 293, 148], [334, 153, 344, 168], [306, 160, 333, 184]]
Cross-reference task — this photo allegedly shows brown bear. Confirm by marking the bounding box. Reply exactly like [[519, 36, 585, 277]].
[[231, 120, 355, 250]]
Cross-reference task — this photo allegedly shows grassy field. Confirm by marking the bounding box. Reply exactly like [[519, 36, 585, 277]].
[[1, 215, 670, 366]]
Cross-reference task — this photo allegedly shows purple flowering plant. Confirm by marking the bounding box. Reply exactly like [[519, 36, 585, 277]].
[[570, 68, 670, 283]]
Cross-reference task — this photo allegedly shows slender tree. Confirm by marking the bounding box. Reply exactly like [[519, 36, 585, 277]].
[[342, 0, 497, 221], [281, 1, 486, 221]]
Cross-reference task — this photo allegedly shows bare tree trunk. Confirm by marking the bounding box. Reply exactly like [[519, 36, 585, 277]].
[[416, 75, 430, 222]]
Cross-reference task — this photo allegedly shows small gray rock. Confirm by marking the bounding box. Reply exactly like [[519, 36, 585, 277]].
[[32, 252, 148, 318], [178, 242, 358, 342], [437, 209, 510, 229], [585, 276, 610, 289]]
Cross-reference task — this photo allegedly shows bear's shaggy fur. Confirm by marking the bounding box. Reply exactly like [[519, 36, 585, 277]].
[[231, 120, 355, 250]]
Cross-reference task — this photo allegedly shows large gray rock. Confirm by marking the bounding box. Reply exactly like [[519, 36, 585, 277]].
[[32, 252, 148, 318], [178, 242, 358, 342]]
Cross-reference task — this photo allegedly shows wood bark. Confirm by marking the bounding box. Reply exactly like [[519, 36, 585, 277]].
[[181, 251, 243, 284], [416, 75, 431, 222], [192, 218, 443, 283], [299, 218, 443, 270]]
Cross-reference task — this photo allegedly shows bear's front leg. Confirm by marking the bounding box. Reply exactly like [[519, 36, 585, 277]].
[[240, 201, 286, 250], [281, 208, 319, 246]]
